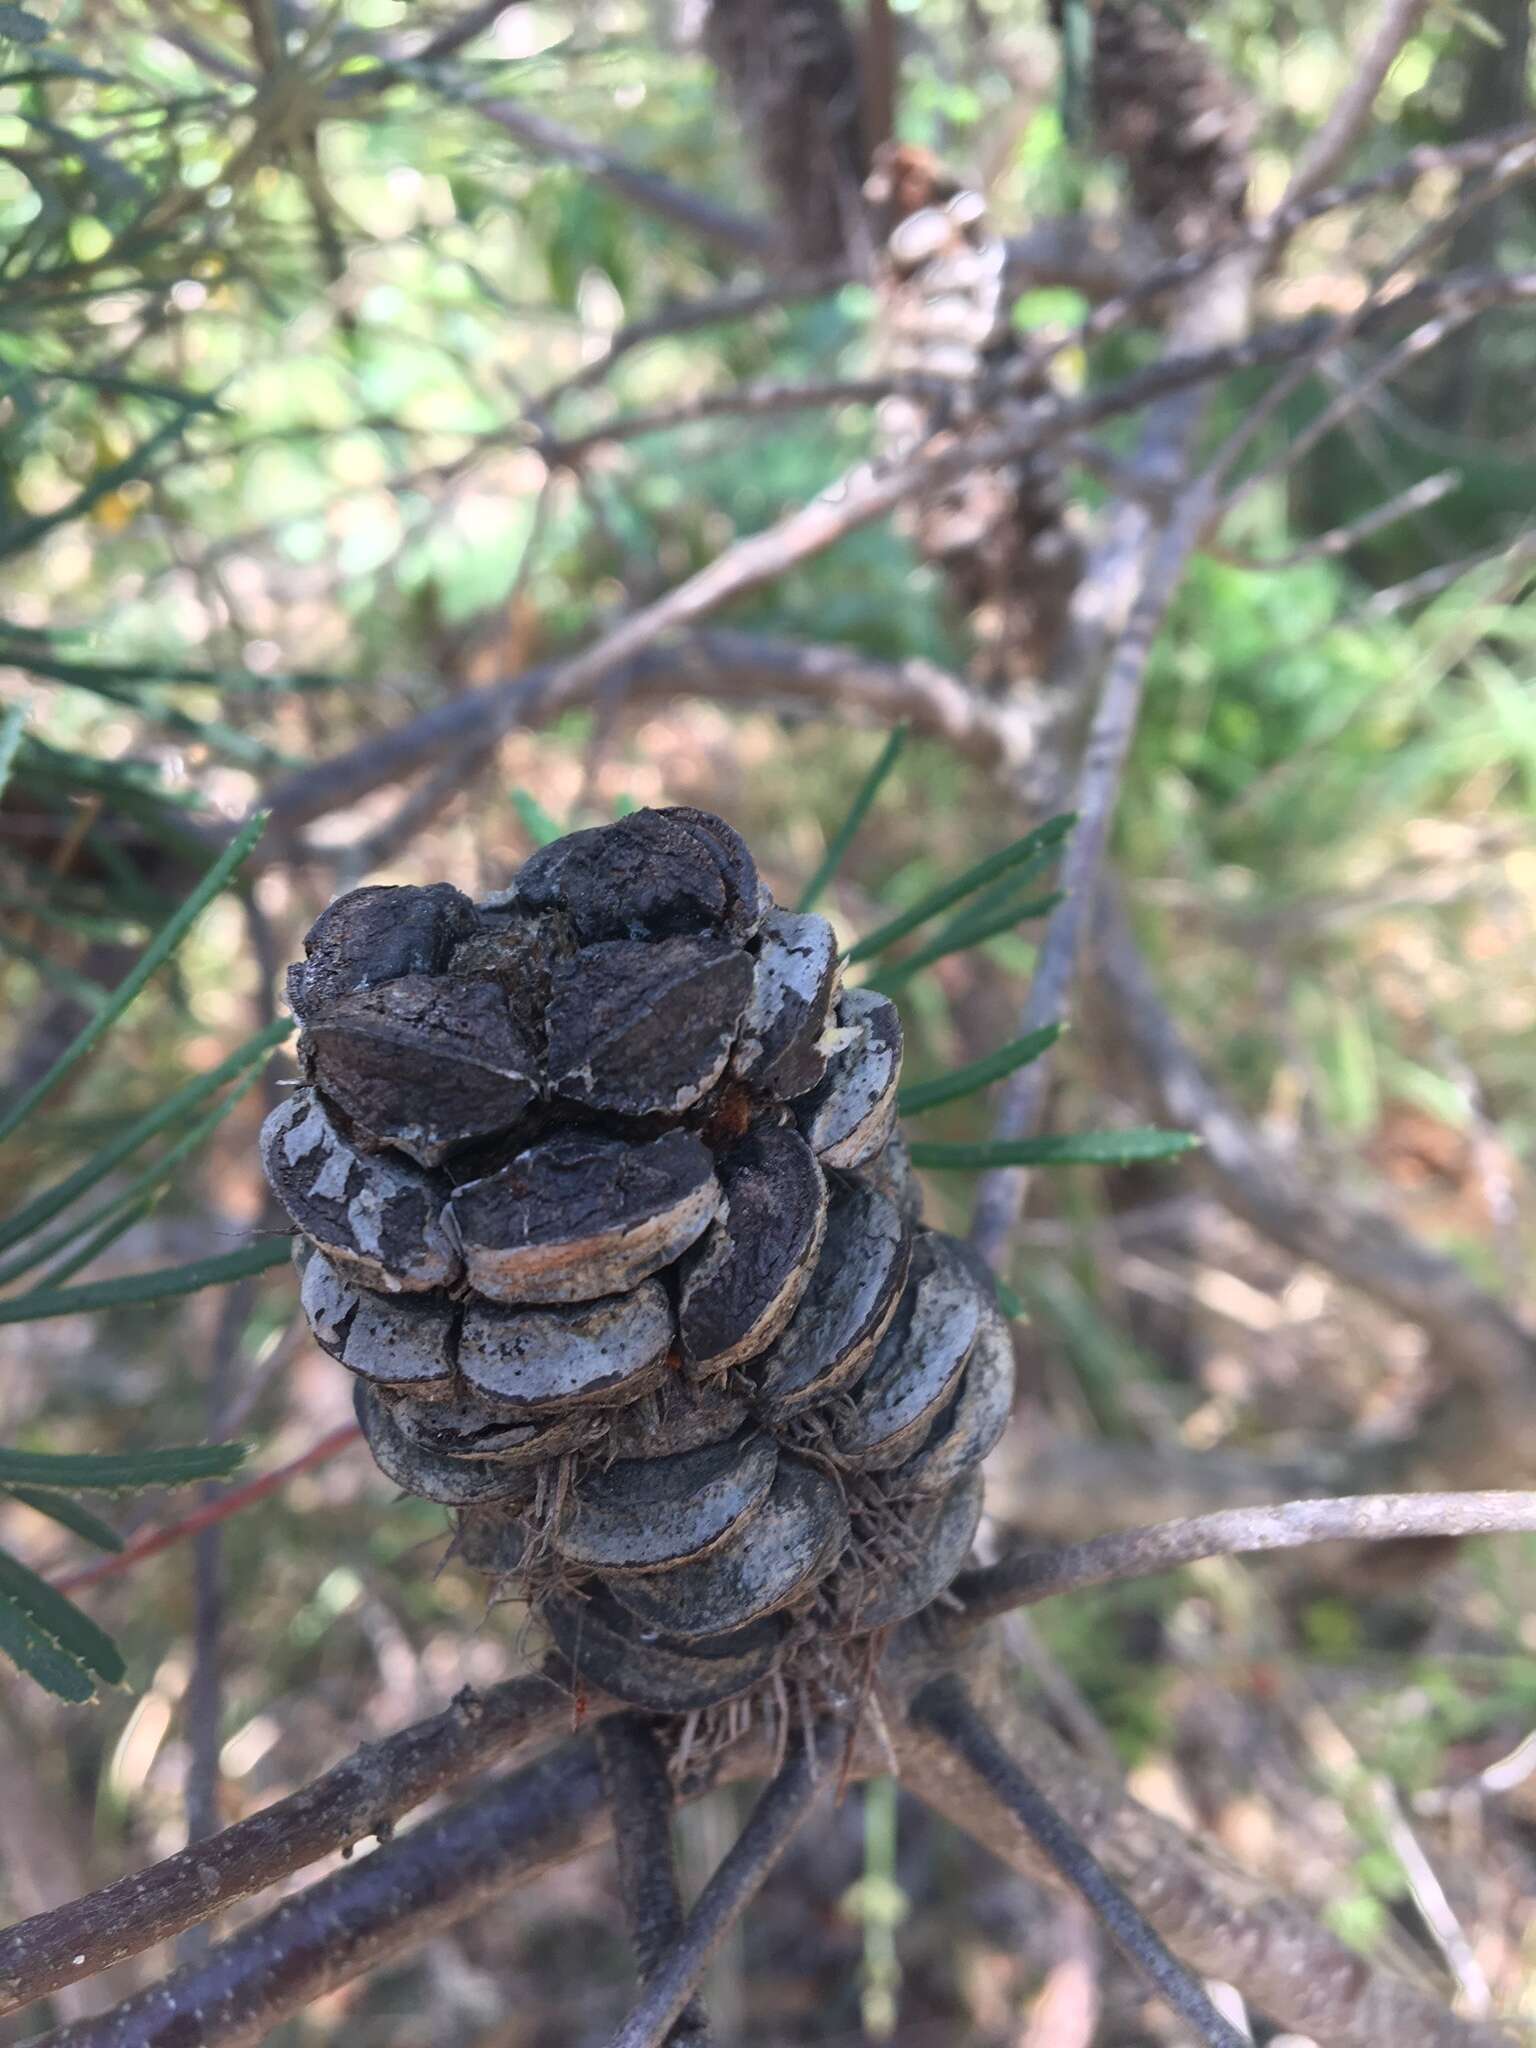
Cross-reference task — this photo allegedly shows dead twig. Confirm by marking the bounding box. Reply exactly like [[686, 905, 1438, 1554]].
[[1280, 0, 1432, 208], [0, 1672, 564, 2017], [910, 1677, 1248, 2048], [893, 1641, 1506, 2047], [597, 1716, 711, 2046], [1087, 880, 1536, 1424], [606, 1736, 823, 2048], [30, 1739, 609, 2048], [52, 1422, 363, 1597], [948, 1491, 1536, 1625]]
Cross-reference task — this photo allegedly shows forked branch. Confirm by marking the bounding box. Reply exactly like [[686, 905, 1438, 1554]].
[[33, 1739, 609, 2048], [598, 1715, 711, 2046], [0, 1674, 567, 2017], [911, 1678, 1248, 2048], [606, 1735, 824, 2048]]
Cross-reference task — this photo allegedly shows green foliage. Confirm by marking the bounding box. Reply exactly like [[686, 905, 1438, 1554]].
[[846, 816, 1075, 964], [796, 726, 910, 912], [1, 774, 268, 1694], [0, 1240, 291, 1324], [908, 1130, 1201, 1170], [0, 1445, 247, 1489]]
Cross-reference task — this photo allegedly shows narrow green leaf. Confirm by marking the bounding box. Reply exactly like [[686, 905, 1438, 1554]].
[[0, 412, 197, 560], [0, 1239, 290, 1323], [0, 1014, 290, 1260], [845, 815, 1074, 962], [0, 703, 23, 804], [10, 1056, 269, 1290], [0, 1443, 247, 1490], [5, 1487, 123, 1552], [994, 1279, 1026, 1321], [0, 649, 340, 695], [0, 805, 269, 1144], [27, 1193, 157, 1294], [908, 1129, 1201, 1170], [0, 930, 112, 1012], [874, 891, 1062, 989], [510, 787, 563, 846], [898, 1026, 1063, 1116], [797, 726, 909, 913], [0, 1586, 98, 1703], [0, 1547, 124, 1684]]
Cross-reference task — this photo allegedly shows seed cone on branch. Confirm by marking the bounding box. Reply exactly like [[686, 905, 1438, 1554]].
[[703, 0, 867, 267], [1058, 1, 1253, 250], [866, 143, 1085, 690], [264, 809, 1013, 1723]]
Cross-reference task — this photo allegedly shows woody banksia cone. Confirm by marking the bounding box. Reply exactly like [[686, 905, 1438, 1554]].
[[263, 810, 1013, 1719]]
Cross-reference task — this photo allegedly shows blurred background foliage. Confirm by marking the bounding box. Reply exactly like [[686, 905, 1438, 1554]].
[[3, 0, 1536, 2041]]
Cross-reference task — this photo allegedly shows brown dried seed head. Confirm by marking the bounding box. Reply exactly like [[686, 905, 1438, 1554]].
[[513, 807, 762, 946], [302, 974, 540, 1167], [286, 882, 478, 1022], [452, 1129, 719, 1304], [546, 935, 753, 1118]]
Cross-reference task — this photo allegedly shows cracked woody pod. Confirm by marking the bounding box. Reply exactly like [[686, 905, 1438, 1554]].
[[264, 808, 1015, 1715]]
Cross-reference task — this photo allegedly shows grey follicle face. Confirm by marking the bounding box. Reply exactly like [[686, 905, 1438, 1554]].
[[267, 807, 1013, 1715], [301, 1250, 458, 1398], [262, 1089, 460, 1294], [355, 1383, 545, 1506], [797, 987, 902, 1169], [458, 1283, 675, 1417], [832, 1232, 981, 1469], [731, 908, 842, 1099], [600, 1458, 850, 1641], [546, 935, 754, 1118], [751, 1177, 910, 1420], [677, 1128, 827, 1377], [301, 974, 541, 1168], [553, 1429, 779, 1573], [539, 1584, 787, 1713], [889, 1304, 1015, 1497]]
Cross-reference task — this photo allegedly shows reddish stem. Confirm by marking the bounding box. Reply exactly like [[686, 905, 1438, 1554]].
[[53, 1423, 362, 1594]]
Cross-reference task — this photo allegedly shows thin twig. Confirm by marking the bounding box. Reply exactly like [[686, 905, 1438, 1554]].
[[0, 1673, 564, 2017], [911, 1678, 1249, 2048], [948, 1491, 1536, 1626], [1280, 0, 1431, 209], [967, 467, 1220, 1267], [261, 635, 1032, 844], [177, 1280, 255, 1962], [253, 269, 1536, 853], [51, 1422, 362, 1596], [30, 1740, 610, 2048], [597, 1716, 710, 2046], [895, 1639, 1504, 2047], [606, 1736, 824, 2048], [1086, 878, 1536, 1415], [1208, 468, 1460, 570], [534, 268, 1536, 464], [539, 265, 851, 408], [434, 92, 774, 260]]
